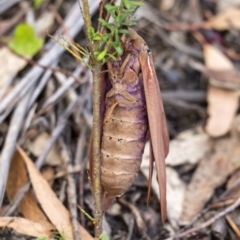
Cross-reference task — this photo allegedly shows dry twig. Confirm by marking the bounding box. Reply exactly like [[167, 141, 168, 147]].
[[167, 197, 240, 239]]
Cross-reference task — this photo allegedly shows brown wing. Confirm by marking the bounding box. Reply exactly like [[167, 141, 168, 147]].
[[139, 49, 169, 223]]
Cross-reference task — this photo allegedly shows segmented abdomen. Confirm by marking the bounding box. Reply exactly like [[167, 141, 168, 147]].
[[101, 74, 148, 196]]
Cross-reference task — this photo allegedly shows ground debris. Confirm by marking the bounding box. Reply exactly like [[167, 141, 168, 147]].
[[1, 0, 240, 239]]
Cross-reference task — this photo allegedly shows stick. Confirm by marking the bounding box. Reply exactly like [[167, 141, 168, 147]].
[[166, 197, 240, 240]]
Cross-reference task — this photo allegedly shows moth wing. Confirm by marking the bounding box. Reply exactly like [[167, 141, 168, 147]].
[[139, 50, 169, 223]]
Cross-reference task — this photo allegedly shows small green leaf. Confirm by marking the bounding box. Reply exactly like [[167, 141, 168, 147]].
[[96, 49, 107, 61], [8, 23, 43, 57], [118, 13, 128, 23], [122, 8, 136, 13], [105, 4, 118, 11], [34, 0, 44, 9], [98, 18, 113, 30], [108, 10, 117, 18], [92, 33, 102, 41], [114, 30, 119, 45], [128, 1, 144, 6], [112, 44, 123, 55], [123, 0, 131, 9], [88, 27, 95, 37], [102, 33, 111, 42], [101, 234, 110, 240], [118, 29, 130, 34], [107, 53, 117, 60], [122, 21, 137, 26], [94, 51, 100, 56]]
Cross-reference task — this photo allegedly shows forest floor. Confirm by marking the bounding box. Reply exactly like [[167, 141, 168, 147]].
[[1, 0, 240, 239]]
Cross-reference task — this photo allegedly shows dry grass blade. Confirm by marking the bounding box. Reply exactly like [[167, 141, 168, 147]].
[[225, 215, 240, 238]]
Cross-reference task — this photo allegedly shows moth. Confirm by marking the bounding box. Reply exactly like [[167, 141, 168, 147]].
[[90, 28, 169, 222]]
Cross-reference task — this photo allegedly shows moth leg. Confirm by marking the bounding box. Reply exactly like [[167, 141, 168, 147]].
[[106, 86, 137, 102], [104, 92, 138, 123], [106, 88, 115, 98], [120, 91, 138, 103], [119, 54, 131, 74], [114, 97, 138, 107], [107, 54, 131, 82], [104, 100, 119, 123]]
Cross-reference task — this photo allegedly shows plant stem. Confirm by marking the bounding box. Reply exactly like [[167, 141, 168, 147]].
[[80, 0, 93, 52], [80, 0, 103, 238], [91, 64, 103, 239]]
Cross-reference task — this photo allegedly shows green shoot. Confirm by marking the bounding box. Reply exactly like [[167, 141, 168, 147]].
[[89, 0, 144, 63]]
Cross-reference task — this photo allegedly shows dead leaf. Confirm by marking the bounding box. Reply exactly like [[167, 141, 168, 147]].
[[35, 11, 55, 37], [0, 217, 52, 238], [0, 47, 26, 90], [165, 167, 186, 228], [165, 126, 211, 166], [203, 44, 240, 89], [17, 146, 93, 240], [159, 0, 176, 11], [179, 116, 240, 224], [204, 44, 233, 71], [142, 143, 186, 227], [218, 169, 240, 200], [206, 69, 240, 90], [205, 86, 239, 137], [41, 166, 55, 186], [227, 169, 240, 189], [25, 132, 62, 166], [217, 0, 240, 12], [203, 44, 239, 137], [204, 8, 240, 30], [6, 151, 54, 230]]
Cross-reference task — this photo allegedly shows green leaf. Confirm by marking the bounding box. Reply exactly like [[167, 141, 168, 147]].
[[34, 0, 44, 9], [118, 29, 130, 34], [122, 8, 136, 13], [123, 0, 131, 9], [101, 234, 110, 240], [118, 13, 128, 22], [94, 51, 100, 56], [102, 33, 111, 42], [96, 49, 107, 61], [88, 27, 95, 37], [105, 4, 118, 11], [107, 53, 117, 60], [8, 23, 43, 57], [114, 30, 119, 45], [128, 1, 144, 6], [98, 18, 113, 30], [112, 44, 123, 55], [92, 33, 102, 41], [122, 21, 137, 26]]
